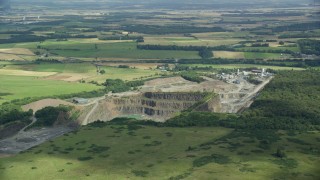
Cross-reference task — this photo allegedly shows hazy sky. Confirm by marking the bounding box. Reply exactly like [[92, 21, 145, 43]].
[[2, 0, 316, 10]]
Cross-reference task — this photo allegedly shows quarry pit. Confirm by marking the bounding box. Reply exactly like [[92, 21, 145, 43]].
[[80, 76, 272, 125]]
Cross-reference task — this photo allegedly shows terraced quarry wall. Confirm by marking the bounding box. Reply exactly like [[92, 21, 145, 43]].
[[84, 92, 220, 124]]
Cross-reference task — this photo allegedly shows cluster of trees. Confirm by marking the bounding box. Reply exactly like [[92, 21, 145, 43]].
[[118, 65, 130, 68], [0, 108, 33, 126], [103, 79, 131, 93], [278, 32, 320, 39], [174, 65, 215, 71], [272, 22, 320, 32], [297, 39, 320, 55], [0, 30, 33, 35], [34, 106, 71, 127], [247, 76, 262, 85], [137, 44, 205, 51], [236, 48, 295, 55], [35, 59, 62, 63], [0, 35, 47, 44], [103, 79, 146, 93], [180, 72, 205, 83], [0, 33, 98, 44], [199, 48, 213, 59], [251, 43, 269, 47], [99, 35, 144, 42]]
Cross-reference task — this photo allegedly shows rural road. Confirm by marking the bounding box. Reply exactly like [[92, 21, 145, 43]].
[[82, 96, 105, 125], [236, 76, 273, 113], [0, 52, 35, 56]]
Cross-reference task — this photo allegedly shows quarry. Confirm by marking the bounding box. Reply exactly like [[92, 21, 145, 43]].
[[80, 72, 272, 125]]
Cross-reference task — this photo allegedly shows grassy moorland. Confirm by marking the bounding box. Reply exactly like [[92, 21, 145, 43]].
[[0, 124, 318, 179]]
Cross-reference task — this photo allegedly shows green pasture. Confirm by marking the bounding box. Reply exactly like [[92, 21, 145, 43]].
[[0, 75, 100, 104], [89, 66, 158, 82], [9, 63, 97, 74]]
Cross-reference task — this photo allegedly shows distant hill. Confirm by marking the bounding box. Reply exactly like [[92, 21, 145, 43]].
[[8, 0, 314, 10], [0, 0, 10, 10]]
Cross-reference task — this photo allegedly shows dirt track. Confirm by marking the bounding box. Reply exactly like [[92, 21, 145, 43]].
[[22, 99, 74, 113], [220, 76, 273, 113], [82, 96, 106, 125]]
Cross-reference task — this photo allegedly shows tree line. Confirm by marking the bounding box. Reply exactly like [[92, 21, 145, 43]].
[[122, 25, 228, 34]]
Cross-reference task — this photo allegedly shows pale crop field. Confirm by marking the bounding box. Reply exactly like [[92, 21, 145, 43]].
[[5, 63, 160, 83], [143, 36, 241, 46], [214, 51, 245, 59]]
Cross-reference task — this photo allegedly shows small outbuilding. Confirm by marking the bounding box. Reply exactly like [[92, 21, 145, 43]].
[[73, 98, 88, 104]]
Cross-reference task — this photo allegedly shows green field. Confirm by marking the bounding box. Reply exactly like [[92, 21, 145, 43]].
[[0, 124, 318, 179], [237, 46, 300, 52], [143, 36, 241, 47], [0, 75, 101, 104], [8, 63, 95, 73], [244, 52, 292, 59]]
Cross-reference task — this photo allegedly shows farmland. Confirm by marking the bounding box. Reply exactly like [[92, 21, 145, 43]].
[[0, 1, 320, 180], [0, 62, 162, 104], [3, 63, 160, 82], [0, 40, 200, 60]]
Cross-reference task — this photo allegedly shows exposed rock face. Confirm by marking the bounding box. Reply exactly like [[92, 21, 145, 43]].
[[86, 92, 220, 124]]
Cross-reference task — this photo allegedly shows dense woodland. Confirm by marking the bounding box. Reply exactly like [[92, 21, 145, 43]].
[[271, 22, 320, 32], [241, 70, 320, 130], [297, 39, 320, 55]]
